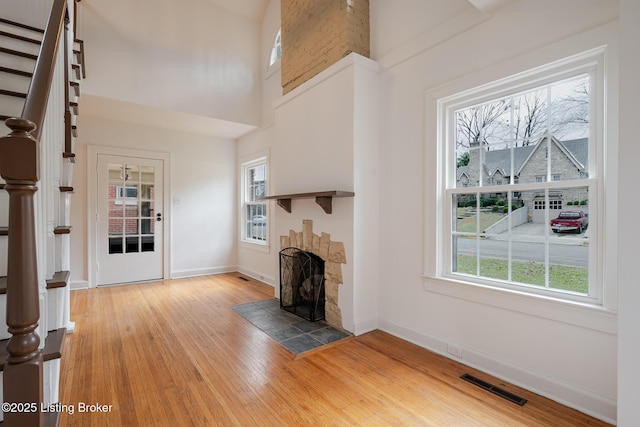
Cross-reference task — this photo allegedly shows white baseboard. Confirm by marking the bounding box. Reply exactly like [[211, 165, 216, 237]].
[[354, 318, 378, 336], [70, 280, 89, 290], [170, 266, 236, 279], [65, 321, 76, 333], [235, 267, 276, 288], [377, 317, 616, 425]]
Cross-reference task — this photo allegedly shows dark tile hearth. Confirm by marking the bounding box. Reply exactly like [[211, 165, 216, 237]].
[[232, 299, 350, 354]]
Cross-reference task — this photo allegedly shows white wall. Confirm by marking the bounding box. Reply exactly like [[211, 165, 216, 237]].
[[237, 53, 381, 334], [617, 0, 640, 424], [70, 114, 238, 287], [77, 0, 262, 126], [261, 0, 282, 127], [373, 0, 619, 423], [0, 0, 53, 29], [240, 0, 622, 422]]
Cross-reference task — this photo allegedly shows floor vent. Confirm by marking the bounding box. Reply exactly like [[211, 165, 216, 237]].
[[460, 373, 527, 406], [237, 276, 249, 282]]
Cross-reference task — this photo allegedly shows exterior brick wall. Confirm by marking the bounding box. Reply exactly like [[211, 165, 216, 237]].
[[281, 0, 370, 94]]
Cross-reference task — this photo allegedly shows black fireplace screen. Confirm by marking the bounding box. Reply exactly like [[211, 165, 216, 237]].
[[279, 247, 325, 322]]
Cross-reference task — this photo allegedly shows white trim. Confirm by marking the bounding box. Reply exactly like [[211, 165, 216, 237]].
[[378, 316, 616, 425], [235, 267, 277, 288], [171, 266, 237, 279], [433, 47, 606, 305], [87, 145, 171, 288], [274, 53, 380, 108], [353, 318, 378, 336], [422, 275, 616, 334], [239, 149, 270, 247], [70, 280, 89, 290], [467, 0, 512, 13], [378, 8, 491, 70]]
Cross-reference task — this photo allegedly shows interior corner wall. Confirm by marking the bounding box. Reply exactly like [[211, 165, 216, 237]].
[[70, 115, 238, 287]]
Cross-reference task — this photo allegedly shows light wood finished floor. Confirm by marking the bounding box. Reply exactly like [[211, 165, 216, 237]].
[[60, 274, 611, 426]]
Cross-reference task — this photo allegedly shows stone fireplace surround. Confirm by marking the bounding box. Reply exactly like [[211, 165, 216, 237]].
[[280, 219, 347, 329]]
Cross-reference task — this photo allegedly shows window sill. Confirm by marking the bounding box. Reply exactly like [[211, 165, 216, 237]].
[[239, 240, 270, 254], [422, 275, 617, 335]]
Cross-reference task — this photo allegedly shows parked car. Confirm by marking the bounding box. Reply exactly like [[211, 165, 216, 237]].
[[550, 210, 588, 233]]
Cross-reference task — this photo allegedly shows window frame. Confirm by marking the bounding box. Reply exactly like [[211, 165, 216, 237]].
[[240, 154, 269, 247], [266, 28, 282, 77], [436, 49, 605, 306]]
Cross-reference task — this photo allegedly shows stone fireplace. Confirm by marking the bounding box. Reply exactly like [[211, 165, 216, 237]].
[[279, 219, 347, 329]]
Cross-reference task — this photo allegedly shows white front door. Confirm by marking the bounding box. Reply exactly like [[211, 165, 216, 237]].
[[96, 154, 164, 285]]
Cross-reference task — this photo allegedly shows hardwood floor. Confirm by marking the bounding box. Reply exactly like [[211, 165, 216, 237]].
[[59, 274, 611, 426]]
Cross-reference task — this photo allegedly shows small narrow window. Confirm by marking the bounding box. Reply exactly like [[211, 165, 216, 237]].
[[269, 29, 281, 66]]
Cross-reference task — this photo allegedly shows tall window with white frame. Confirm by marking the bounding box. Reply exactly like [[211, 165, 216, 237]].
[[440, 51, 603, 304], [242, 158, 268, 244]]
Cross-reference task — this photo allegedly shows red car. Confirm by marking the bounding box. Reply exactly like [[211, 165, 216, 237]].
[[550, 210, 589, 233]]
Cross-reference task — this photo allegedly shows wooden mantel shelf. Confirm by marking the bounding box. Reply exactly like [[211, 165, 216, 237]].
[[261, 190, 354, 214]]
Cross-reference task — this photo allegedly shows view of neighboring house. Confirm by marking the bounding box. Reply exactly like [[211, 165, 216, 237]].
[[457, 136, 589, 223]]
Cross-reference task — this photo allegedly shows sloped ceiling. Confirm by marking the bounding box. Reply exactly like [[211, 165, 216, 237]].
[[204, 0, 269, 21], [79, 0, 266, 138]]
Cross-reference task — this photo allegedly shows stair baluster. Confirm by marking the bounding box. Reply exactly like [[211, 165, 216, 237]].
[[0, 118, 43, 426]]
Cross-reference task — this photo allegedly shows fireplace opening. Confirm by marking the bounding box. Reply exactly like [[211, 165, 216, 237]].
[[279, 247, 325, 322]]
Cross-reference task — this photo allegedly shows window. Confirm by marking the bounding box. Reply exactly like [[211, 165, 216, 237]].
[[269, 29, 281, 66], [115, 185, 138, 205], [241, 157, 268, 244], [441, 51, 603, 304]]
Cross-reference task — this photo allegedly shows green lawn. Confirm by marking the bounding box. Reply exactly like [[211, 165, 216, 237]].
[[456, 209, 505, 233], [455, 254, 588, 293]]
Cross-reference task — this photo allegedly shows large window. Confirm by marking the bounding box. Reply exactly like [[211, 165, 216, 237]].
[[241, 157, 268, 244], [439, 51, 603, 304]]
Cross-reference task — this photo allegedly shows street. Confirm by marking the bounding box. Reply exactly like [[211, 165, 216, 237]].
[[455, 237, 588, 267]]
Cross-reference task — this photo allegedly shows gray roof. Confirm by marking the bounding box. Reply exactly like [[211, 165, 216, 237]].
[[459, 137, 588, 178]]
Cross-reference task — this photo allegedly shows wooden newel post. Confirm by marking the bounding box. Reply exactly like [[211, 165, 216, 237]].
[[0, 118, 44, 427]]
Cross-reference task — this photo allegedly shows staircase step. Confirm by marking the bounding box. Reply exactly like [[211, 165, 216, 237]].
[[60, 186, 74, 193], [71, 125, 77, 137], [0, 65, 33, 78], [53, 226, 72, 235], [0, 227, 7, 236], [70, 101, 78, 115], [46, 271, 70, 290], [0, 18, 44, 35], [63, 152, 76, 163], [0, 328, 66, 371], [0, 46, 37, 61], [0, 271, 70, 294], [0, 30, 41, 46], [71, 63, 80, 80], [0, 88, 26, 99], [70, 81, 80, 97]]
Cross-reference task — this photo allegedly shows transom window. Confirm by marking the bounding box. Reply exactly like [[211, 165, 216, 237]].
[[269, 29, 281, 66], [440, 51, 603, 304], [241, 157, 268, 244]]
